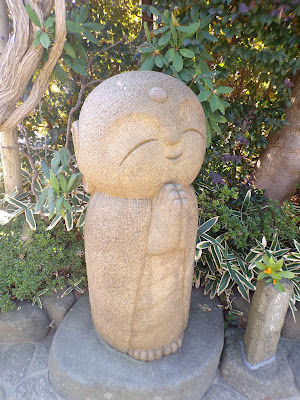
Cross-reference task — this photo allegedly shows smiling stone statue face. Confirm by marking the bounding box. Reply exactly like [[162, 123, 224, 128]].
[[72, 71, 206, 361], [72, 71, 206, 198]]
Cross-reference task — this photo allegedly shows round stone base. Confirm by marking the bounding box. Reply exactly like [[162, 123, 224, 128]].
[[48, 289, 224, 400]]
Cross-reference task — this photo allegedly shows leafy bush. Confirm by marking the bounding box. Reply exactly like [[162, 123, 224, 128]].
[[194, 185, 300, 317], [0, 215, 86, 313]]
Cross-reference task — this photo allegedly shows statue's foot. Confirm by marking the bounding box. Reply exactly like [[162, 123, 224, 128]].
[[128, 333, 183, 361]]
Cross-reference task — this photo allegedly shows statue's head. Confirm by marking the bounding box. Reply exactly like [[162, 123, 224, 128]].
[[72, 71, 206, 198]]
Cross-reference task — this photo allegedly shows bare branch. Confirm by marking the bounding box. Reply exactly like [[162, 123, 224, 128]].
[[0, 0, 66, 131]]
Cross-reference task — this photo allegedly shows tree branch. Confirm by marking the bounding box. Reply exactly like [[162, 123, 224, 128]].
[[0, 0, 66, 131]]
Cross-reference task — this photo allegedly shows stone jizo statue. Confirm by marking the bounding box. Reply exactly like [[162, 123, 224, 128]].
[[72, 71, 206, 361]]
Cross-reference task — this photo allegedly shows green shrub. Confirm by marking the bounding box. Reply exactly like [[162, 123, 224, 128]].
[[0, 215, 87, 313], [195, 184, 299, 251]]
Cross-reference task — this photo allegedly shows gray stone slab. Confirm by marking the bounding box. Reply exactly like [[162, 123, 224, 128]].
[[220, 328, 296, 400], [0, 302, 49, 344], [0, 344, 34, 387], [202, 384, 248, 400], [49, 288, 224, 400], [29, 334, 54, 374], [0, 386, 5, 400], [10, 375, 58, 400], [41, 290, 75, 329], [282, 308, 300, 341], [286, 341, 300, 389]]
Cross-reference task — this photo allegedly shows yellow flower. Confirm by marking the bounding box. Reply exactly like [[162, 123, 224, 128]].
[[264, 267, 272, 274], [273, 280, 277, 285]]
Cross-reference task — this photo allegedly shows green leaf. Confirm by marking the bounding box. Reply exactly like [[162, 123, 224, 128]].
[[78, 6, 89, 23], [32, 33, 42, 47], [46, 214, 62, 230], [158, 31, 171, 46], [256, 271, 269, 281], [209, 118, 221, 135], [242, 189, 251, 213], [64, 42, 76, 58], [201, 31, 218, 42], [56, 196, 64, 214], [76, 212, 86, 228], [172, 52, 183, 72], [144, 21, 151, 41], [165, 48, 175, 62], [58, 174, 67, 192], [274, 282, 285, 292], [149, 6, 160, 16], [280, 271, 295, 279], [35, 189, 48, 212], [66, 174, 77, 192], [65, 210, 74, 231], [50, 172, 60, 195], [206, 119, 212, 148], [170, 21, 178, 43], [200, 15, 211, 29], [40, 32, 50, 49], [41, 160, 50, 180], [179, 48, 195, 58], [210, 94, 220, 113], [256, 261, 267, 270], [217, 271, 231, 294], [71, 61, 88, 76], [53, 64, 67, 83], [210, 112, 227, 123], [83, 30, 99, 44], [177, 22, 200, 37], [294, 240, 300, 253], [25, 208, 36, 230], [198, 217, 219, 235], [59, 147, 69, 167], [216, 86, 234, 94], [63, 199, 72, 213], [44, 16, 55, 29], [271, 271, 282, 280], [141, 56, 155, 71], [25, 4, 41, 27], [139, 46, 154, 54], [83, 22, 105, 31], [74, 43, 88, 62], [155, 55, 164, 68], [66, 20, 84, 33]]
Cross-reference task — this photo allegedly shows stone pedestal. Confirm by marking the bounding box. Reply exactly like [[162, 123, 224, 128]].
[[48, 289, 224, 400], [243, 278, 293, 366]]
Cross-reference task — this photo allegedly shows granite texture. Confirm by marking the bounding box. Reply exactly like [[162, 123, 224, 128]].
[[282, 307, 300, 341], [0, 302, 49, 344], [40, 289, 75, 329], [72, 71, 206, 360], [220, 328, 296, 400], [48, 289, 224, 400], [243, 278, 293, 366]]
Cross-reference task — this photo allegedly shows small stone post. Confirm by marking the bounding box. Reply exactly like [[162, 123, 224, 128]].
[[243, 278, 293, 367]]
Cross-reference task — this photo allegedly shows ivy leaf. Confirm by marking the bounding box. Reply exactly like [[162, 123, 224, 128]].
[[40, 32, 50, 49], [172, 52, 183, 72], [25, 4, 42, 28]]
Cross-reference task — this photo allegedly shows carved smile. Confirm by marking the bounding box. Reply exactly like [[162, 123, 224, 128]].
[[166, 152, 183, 161]]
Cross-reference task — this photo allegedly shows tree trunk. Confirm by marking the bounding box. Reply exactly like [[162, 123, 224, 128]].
[[0, 0, 21, 193], [0, 129, 22, 193], [254, 75, 300, 202]]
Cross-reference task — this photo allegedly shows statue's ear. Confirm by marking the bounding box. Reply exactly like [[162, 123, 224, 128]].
[[72, 121, 79, 155]]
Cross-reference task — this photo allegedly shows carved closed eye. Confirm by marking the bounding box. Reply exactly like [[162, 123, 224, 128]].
[[119, 139, 159, 166], [181, 128, 205, 139]]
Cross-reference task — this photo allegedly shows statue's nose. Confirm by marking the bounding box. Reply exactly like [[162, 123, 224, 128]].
[[161, 120, 181, 146]]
